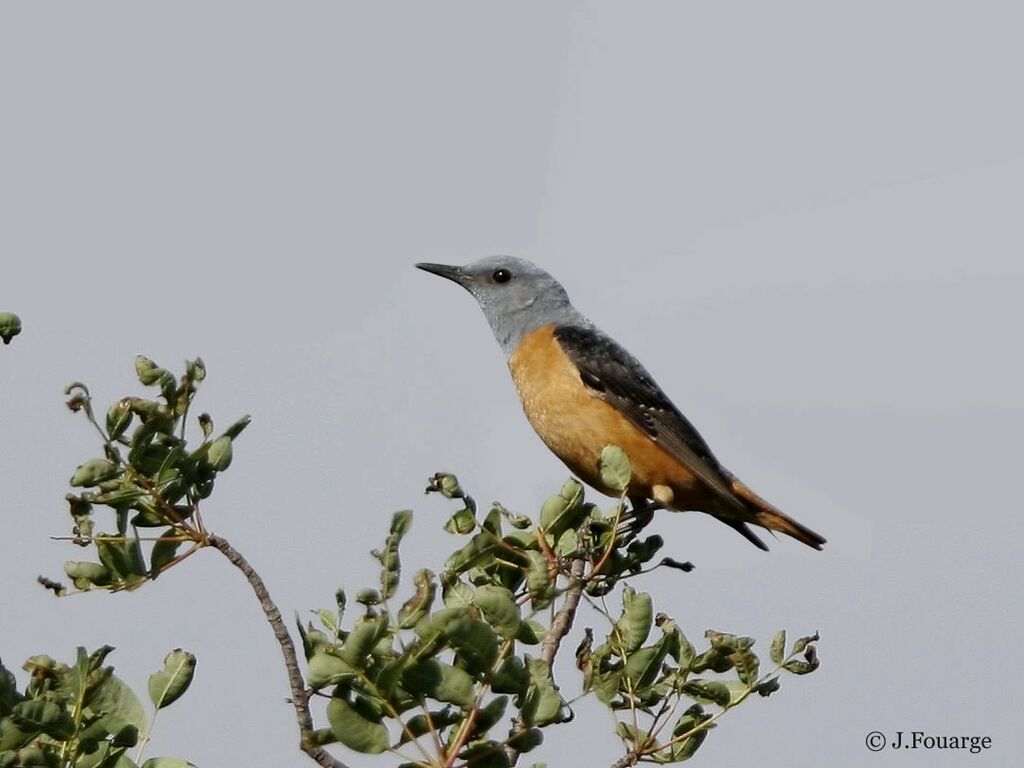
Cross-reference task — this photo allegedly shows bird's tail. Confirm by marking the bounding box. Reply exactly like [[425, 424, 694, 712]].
[[728, 475, 826, 551]]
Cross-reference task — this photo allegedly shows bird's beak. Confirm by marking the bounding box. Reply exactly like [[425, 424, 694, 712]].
[[415, 262, 468, 286]]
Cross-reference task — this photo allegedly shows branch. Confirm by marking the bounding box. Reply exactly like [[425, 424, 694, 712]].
[[506, 555, 587, 765], [207, 534, 348, 768], [539, 557, 586, 667]]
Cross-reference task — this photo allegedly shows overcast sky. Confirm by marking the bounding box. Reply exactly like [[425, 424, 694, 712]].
[[2, 3, 1020, 767]]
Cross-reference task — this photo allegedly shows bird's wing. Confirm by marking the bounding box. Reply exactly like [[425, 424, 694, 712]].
[[554, 324, 746, 511]]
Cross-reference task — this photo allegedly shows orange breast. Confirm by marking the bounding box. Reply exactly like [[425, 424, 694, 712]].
[[507, 324, 705, 506]]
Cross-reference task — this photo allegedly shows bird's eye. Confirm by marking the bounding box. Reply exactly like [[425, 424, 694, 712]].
[[492, 269, 512, 284]]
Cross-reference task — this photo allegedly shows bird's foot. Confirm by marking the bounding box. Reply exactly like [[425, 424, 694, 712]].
[[614, 500, 662, 546]]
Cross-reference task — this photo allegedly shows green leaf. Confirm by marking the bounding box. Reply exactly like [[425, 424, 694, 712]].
[[86, 673, 147, 735], [538, 479, 585, 537], [141, 758, 198, 768], [148, 649, 196, 709], [413, 607, 468, 657], [402, 660, 476, 708], [473, 585, 521, 639], [133, 356, 164, 385], [521, 658, 564, 727], [588, 645, 622, 705], [490, 656, 528, 696], [70, 459, 120, 487], [516, 619, 545, 646], [469, 695, 508, 736], [524, 551, 553, 608], [442, 579, 475, 608], [613, 587, 653, 654], [221, 415, 252, 440], [377, 510, 413, 599], [398, 708, 462, 745], [669, 704, 711, 761], [205, 436, 233, 471], [730, 647, 760, 687], [782, 659, 819, 675], [689, 646, 734, 674], [624, 643, 669, 691], [339, 619, 388, 668], [10, 700, 73, 739], [111, 724, 139, 747], [656, 615, 694, 667], [770, 630, 786, 665], [106, 400, 134, 440], [680, 679, 732, 708], [554, 529, 579, 558], [398, 569, 436, 629], [755, 677, 781, 697], [0, 660, 21, 713], [457, 742, 510, 768], [326, 697, 389, 754], [95, 535, 147, 584], [376, 512, 411, 602], [599, 445, 632, 493], [64, 560, 114, 589], [481, 506, 503, 535], [306, 650, 357, 689], [704, 630, 753, 652], [444, 506, 477, 535], [445, 533, 498, 573], [615, 720, 642, 745], [497, 503, 532, 529], [507, 727, 543, 753], [445, 618, 500, 675], [149, 531, 183, 577], [428, 472, 465, 499], [791, 631, 820, 656]]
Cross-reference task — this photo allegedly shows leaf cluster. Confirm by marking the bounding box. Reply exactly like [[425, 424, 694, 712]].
[[581, 612, 820, 763], [0, 646, 195, 768], [296, 460, 821, 767], [49, 356, 249, 594], [298, 505, 566, 767]]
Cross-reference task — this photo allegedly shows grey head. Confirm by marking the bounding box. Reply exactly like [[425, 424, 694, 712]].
[[416, 256, 589, 356]]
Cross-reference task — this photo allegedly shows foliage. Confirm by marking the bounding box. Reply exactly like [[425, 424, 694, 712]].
[[37, 358, 820, 767], [298, 468, 820, 766], [0, 646, 196, 768], [44, 356, 249, 595]]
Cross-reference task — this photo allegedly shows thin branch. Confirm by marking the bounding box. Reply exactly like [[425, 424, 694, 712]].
[[207, 534, 348, 768], [505, 555, 587, 765]]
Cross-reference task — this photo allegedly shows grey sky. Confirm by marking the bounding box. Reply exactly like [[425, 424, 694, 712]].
[[2, 2, 1021, 766]]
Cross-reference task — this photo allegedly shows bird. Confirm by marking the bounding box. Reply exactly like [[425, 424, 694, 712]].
[[416, 256, 825, 551]]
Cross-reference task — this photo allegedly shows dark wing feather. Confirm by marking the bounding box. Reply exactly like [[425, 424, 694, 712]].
[[554, 325, 746, 512]]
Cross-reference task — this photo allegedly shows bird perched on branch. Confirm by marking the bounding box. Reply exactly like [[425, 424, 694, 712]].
[[417, 256, 825, 551]]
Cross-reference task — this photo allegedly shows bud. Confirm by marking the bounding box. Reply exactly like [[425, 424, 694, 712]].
[[0, 312, 22, 344]]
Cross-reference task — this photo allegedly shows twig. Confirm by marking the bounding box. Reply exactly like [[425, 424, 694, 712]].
[[505, 556, 587, 765], [207, 534, 348, 768]]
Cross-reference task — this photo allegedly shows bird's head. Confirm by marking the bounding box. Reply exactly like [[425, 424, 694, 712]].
[[416, 256, 585, 355]]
